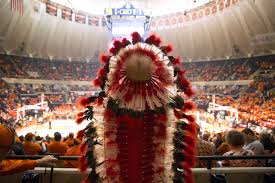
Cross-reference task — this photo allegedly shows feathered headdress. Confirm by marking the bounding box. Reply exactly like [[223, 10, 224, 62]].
[[76, 32, 196, 183]]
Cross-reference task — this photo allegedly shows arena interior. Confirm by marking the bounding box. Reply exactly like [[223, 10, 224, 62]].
[[0, 0, 275, 183]]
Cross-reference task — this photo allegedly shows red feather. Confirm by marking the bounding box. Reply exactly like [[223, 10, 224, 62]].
[[184, 87, 195, 97], [122, 37, 130, 46], [113, 40, 123, 50], [131, 31, 141, 44], [145, 34, 156, 44], [76, 116, 86, 124], [155, 66, 165, 76], [182, 145, 195, 157], [173, 57, 181, 65], [181, 162, 192, 173], [77, 129, 85, 139], [184, 174, 195, 183], [95, 98, 104, 106], [76, 97, 90, 107], [174, 109, 182, 119], [109, 47, 116, 55], [77, 112, 84, 117], [79, 155, 88, 172], [157, 114, 167, 122], [181, 161, 195, 183], [184, 121, 197, 134], [180, 77, 191, 88], [157, 123, 167, 137], [80, 143, 87, 153], [178, 69, 186, 76], [185, 156, 196, 167], [97, 68, 106, 77], [154, 37, 162, 47], [92, 77, 101, 87], [100, 54, 109, 64], [124, 91, 134, 102], [184, 134, 195, 147], [164, 44, 173, 53], [81, 177, 90, 183], [181, 101, 196, 112], [186, 115, 196, 123]]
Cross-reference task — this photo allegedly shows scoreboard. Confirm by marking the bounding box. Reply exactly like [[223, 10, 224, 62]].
[[104, 2, 151, 39]]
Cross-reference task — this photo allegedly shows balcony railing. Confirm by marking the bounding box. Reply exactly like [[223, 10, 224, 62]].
[[3, 155, 275, 183]]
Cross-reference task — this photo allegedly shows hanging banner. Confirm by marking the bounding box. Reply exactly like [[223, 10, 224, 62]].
[[177, 14, 185, 24], [251, 32, 275, 45], [205, 7, 211, 16], [170, 16, 177, 26], [225, 0, 231, 7], [192, 12, 197, 20], [184, 14, 191, 22], [212, 4, 217, 14], [219, 0, 225, 11], [62, 8, 72, 21], [198, 10, 204, 19], [232, 0, 238, 5], [164, 18, 170, 27], [46, 3, 57, 16], [88, 16, 99, 26], [75, 13, 86, 24], [158, 18, 164, 28]]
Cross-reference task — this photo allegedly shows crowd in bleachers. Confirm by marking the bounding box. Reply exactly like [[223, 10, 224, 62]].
[[6, 126, 275, 169], [0, 54, 100, 81], [196, 127, 275, 168], [0, 53, 274, 179], [184, 58, 259, 81], [0, 54, 274, 129]]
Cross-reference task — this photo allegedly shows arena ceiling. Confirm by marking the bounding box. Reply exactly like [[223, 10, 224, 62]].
[[0, 0, 275, 62], [50, 0, 212, 16]]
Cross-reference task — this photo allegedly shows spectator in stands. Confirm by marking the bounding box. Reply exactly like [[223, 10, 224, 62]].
[[35, 136, 47, 154], [259, 132, 274, 154], [11, 136, 25, 155], [64, 140, 81, 168], [23, 133, 42, 155], [195, 124, 216, 168], [222, 130, 257, 167], [65, 132, 76, 147], [0, 124, 57, 176], [216, 141, 230, 155], [47, 132, 68, 155], [18, 135, 24, 143], [272, 127, 275, 143], [242, 128, 265, 155], [202, 132, 211, 142], [214, 133, 223, 149]]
